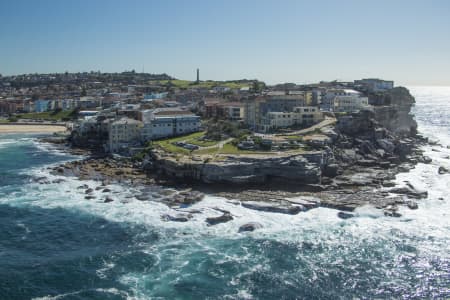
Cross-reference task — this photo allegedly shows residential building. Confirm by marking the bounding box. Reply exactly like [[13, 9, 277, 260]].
[[0, 100, 17, 114], [140, 108, 201, 141], [107, 117, 143, 153], [244, 94, 305, 131], [202, 99, 244, 121], [293, 106, 324, 125], [35, 100, 50, 112], [144, 92, 168, 100], [222, 103, 244, 120], [259, 106, 323, 132], [333, 95, 369, 112], [354, 78, 394, 92], [321, 89, 361, 111]]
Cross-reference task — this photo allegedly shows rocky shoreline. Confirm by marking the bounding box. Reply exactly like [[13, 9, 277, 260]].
[[36, 87, 445, 228], [40, 137, 432, 224]]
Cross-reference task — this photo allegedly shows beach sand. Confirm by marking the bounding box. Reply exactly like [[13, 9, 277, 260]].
[[0, 124, 68, 134]]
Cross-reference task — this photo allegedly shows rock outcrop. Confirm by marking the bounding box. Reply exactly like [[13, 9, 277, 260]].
[[370, 87, 417, 136], [151, 150, 327, 185]]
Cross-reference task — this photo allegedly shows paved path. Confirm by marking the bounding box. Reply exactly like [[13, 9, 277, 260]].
[[276, 117, 336, 136], [198, 138, 233, 150]]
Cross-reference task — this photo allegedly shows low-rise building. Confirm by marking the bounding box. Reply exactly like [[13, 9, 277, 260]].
[[293, 106, 324, 125], [333, 95, 369, 112], [259, 106, 323, 132], [245, 94, 306, 131], [0, 101, 15, 114], [222, 103, 244, 120], [321, 89, 361, 111], [35, 100, 50, 112], [140, 108, 201, 142], [107, 117, 143, 153], [354, 78, 394, 92]]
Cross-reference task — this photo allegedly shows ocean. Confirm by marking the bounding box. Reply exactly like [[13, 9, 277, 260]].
[[0, 87, 449, 299]]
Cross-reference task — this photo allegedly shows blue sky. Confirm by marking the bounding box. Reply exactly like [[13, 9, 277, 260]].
[[1, 0, 449, 85]]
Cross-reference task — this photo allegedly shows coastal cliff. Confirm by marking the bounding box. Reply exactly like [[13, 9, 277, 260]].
[[150, 150, 328, 184], [370, 87, 418, 136]]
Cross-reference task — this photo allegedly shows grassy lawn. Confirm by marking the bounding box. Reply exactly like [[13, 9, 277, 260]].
[[193, 147, 219, 155], [17, 109, 76, 121], [282, 135, 303, 140], [155, 135, 308, 157], [151, 79, 251, 90], [218, 142, 271, 155], [153, 131, 220, 154], [155, 141, 190, 154], [188, 138, 217, 147], [0, 119, 10, 123]]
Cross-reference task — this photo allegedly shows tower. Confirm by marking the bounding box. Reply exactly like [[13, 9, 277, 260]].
[[196, 68, 199, 83]]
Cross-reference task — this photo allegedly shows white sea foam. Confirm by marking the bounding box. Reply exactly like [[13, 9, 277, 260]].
[[32, 288, 130, 300]]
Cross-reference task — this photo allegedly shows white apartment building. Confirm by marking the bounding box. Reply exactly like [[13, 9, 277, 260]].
[[260, 106, 323, 132], [332, 95, 369, 113], [140, 108, 201, 142], [107, 117, 143, 153], [321, 89, 361, 111], [355, 78, 394, 92]]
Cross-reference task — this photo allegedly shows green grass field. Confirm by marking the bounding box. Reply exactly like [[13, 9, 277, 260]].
[[151, 79, 251, 90], [153, 133, 307, 157], [153, 131, 213, 154], [17, 110, 77, 121]]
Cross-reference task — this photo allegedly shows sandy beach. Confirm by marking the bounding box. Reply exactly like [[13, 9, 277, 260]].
[[0, 124, 68, 134]]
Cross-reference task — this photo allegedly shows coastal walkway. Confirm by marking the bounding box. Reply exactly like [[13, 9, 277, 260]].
[[276, 117, 336, 136]]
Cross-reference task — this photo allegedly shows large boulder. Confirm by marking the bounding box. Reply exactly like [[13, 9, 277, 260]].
[[388, 186, 428, 199], [438, 166, 449, 174], [241, 201, 303, 215], [162, 213, 192, 222], [238, 222, 263, 232], [206, 213, 233, 226], [337, 212, 354, 219], [377, 139, 396, 153]]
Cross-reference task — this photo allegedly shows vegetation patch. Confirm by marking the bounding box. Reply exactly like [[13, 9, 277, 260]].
[[16, 109, 79, 121], [152, 79, 255, 90]]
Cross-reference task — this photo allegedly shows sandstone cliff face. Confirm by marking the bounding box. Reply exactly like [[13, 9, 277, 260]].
[[151, 151, 328, 185], [370, 87, 417, 136], [334, 86, 423, 171]]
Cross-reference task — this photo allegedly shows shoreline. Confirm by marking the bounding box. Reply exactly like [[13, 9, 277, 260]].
[[44, 146, 428, 218], [0, 124, 68, 134]]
